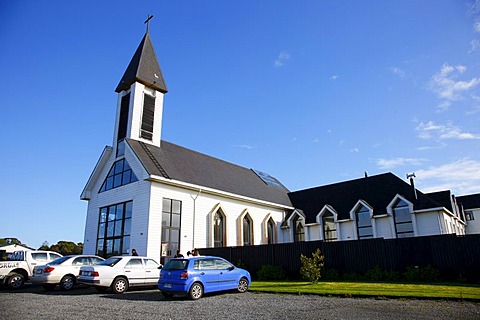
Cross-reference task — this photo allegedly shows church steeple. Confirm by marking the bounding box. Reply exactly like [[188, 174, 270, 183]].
[[115, 31, 168, 94], [113, 22, 167, 150]]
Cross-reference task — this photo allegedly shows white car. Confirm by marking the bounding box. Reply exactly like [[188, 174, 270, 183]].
[[78, 256, 162, 294], [31, 255, 104, 291]]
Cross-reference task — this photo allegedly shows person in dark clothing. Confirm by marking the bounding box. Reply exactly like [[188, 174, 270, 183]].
[[131, 249, 138, 256], [174, 250, 184, 258]]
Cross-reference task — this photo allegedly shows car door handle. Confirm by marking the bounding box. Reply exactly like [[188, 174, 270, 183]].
[[201, 272, 205, 275], [125, 270, 131, 273]]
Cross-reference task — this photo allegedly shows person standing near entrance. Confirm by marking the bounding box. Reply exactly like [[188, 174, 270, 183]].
[[131, 249, 138, 256], [174, 250, 184, 258]]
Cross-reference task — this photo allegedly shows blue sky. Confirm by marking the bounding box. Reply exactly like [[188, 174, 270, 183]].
[[1, 1, 480, 249]]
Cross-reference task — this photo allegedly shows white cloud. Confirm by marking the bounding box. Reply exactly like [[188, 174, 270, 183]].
[[415, 159, 480, 194], [274, 51, 291, 68], [350, 148, 359, 153], [330, 75, 339, 81], [469, 39, 480, 53], [233, 144, 254, 149], [416, 121, 480, 140], [428, 63, 480, 110], [377, 157, 426, 169]]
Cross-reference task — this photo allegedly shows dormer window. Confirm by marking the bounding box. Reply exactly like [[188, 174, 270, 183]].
[[355, 205, 373, 239], [393, 199, 414, 238], [140, 93, 155, 140]]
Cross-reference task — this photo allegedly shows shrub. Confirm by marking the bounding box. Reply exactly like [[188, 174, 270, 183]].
[[299, 248, 325, 284], [322, 268, 340, 280], [403, 265, 441, 283], [365, 266, 384, 282], [257, 264, 286, 280]]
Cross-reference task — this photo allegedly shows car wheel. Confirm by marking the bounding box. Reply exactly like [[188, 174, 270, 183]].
[[161, 291, 173, 298], [7, 273, 25, 289], [43, 284, 56, 291], [188, 282, 203, 300], [237, 277, 249, 293], [111, 277, 129, 294], [60, 275, 75, 291]]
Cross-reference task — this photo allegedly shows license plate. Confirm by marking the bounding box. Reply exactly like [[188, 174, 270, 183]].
[[164, 283, 171, 288]]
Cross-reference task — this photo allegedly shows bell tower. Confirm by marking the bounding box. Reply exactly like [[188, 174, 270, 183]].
[[112, 19, 167, 152]]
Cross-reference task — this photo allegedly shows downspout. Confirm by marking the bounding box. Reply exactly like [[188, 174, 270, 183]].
[[190, 189, 202, 250]]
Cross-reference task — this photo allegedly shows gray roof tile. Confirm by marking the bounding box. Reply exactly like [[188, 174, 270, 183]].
[[127, 139, 292, 207]]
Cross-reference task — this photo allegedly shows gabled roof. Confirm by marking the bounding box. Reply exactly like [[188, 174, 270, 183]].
[[457, 193, 480, 210], [426, 190, 454, 212], [126, 139, 292, 207], [287, 172, 443, 224], [115, 32, 168, 93]]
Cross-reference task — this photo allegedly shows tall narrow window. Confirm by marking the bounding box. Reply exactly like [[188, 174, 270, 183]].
[[267, 218, 275, 244], [243, 215, 253, 246], [161, 198, 182, 265], [97, 201, 132, 258], [140, 93, 155, 140], [393, 199, 414, 238], [293, 215, 305, 242], [356, 205, 373, 239], [322, 212, 337, 241], [213, 210, 225, 247], [117, 93, 130, 142]]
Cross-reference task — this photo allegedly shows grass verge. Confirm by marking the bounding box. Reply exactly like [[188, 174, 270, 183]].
[[249, 281, 480, 301]]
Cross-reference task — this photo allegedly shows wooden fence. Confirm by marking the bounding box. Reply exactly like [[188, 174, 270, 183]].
[[198, 234, 480, 282]]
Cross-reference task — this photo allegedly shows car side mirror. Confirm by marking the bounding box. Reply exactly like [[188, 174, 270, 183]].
[[158, 265, 163, 269], [228, 266, 235, 271]]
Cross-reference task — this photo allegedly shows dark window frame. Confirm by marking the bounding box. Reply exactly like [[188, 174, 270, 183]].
[[355, 205, 374, 239], [99, 159, 138, 193], [97, 201, 132, 258]]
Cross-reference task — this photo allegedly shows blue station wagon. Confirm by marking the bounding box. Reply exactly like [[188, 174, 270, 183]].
[[158, 256, 251, 300]]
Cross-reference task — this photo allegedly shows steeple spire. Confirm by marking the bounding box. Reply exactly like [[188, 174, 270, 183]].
[[115, 22, 167, 94]]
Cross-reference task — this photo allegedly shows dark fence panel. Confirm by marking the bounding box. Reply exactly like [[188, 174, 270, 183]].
[[198, 234, 480, 282]]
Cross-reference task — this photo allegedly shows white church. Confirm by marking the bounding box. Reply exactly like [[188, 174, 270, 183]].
[[81, 28, 476, 264]]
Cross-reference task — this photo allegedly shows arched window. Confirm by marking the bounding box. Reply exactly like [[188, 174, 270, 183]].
[[293, 215, 305, 242], [356, 205, 373, 239], [393, 199, 414, 238], [243, 215, 253, 246], [322, 212, 337, 242], [213, 210, 225, 247], [267, 218, 275, 244]]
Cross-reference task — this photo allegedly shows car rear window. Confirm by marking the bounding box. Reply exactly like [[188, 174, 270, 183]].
[[49, 256, 70, 265], [163, 259, 188, 271], [98, 257, 122, 267]]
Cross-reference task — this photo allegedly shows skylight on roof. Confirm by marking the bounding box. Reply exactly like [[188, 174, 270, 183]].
[[252, 169, 288, 191]]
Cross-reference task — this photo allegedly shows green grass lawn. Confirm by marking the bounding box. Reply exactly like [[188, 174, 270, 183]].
[[249, 281, 480, 300]]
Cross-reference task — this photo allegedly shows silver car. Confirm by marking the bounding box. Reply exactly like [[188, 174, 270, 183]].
[[78, 256, 162, 294], [31, 255, 104, 291]]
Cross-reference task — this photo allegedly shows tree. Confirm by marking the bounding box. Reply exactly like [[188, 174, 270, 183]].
[[0, 238, 22, 245], [37, 241, 83, 255], [300, 248, 325, 284]]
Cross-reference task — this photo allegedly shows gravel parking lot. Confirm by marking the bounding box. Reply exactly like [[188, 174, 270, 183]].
[[0, 284, 479, 320]]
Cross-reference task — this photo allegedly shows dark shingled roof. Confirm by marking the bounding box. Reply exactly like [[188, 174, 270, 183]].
[[457, 193, 480, 210], [287, 173, 443, 223], [126, 139, 292, 207], [426, 190, 454, 212], [115, 32, 168, 93]]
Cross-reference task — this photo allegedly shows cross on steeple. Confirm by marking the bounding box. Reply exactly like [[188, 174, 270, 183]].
[[144, 14, 153, 33]]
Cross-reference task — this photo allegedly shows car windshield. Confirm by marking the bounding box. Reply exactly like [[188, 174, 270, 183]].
[[163, 259, 188, 271], [48, 256, 71, 265], [98, 257, 122, 267]]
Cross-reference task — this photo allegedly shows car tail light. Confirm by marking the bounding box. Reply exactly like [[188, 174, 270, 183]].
[[91, 271, 99, 277], [180, 271, 188, 279], [43, 267, 55, 273]]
